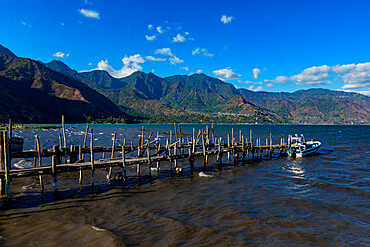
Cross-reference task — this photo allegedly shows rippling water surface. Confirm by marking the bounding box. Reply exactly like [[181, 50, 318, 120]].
[[0, 124, 369, 246]]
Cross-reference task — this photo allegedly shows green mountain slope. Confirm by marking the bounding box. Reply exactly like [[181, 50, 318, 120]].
[[44, 59, 370, 124], [0, 54, 128, 123]]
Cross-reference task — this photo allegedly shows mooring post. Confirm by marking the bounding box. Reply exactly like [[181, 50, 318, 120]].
[[122, 144, 127, 183], [218, 137, 223, 167], [202, 130, 208, 169], [156, 143, 160, 176], [8, 119, 12, 139], [108, 132, 117, 179], [174, 123, 179, 143], [211, 123, 215, 145], [147, 147, 151, 177], [242, 135, 246, 165], [227, 134, 230, 163], [78, 145, 82, 161], [90, 129, 95, 189], [188, 146, 194, 175], [0, 133, 5, 195], [173, 142, 178, 169], [62, 115, 66, 149], [141, 126, 145, 148], [0, 131, 11, 199], [82, 125, 89, 161], [52, 155, 58, 195], [35, 135, 44, 191], [4, 132, 11, 199]]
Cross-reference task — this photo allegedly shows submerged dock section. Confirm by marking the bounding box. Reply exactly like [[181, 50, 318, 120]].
[[0, 121, 288, 200]]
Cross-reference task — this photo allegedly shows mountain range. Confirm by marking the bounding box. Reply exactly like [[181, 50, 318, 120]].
[[0, 45, 369, 124]]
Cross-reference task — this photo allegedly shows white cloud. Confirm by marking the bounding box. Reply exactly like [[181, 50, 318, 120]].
[[93, 54, 145, 78], [185, 32, 189, 35], [290, 65, 331, 85], [169, 56, 184, 65], [145, 56, 166, 61], [271, 76, 290, 84], [88, 62, 92, 66], [53, 52, 69, 58], [173, 34, 186, 42], [339, 89, 370, 96], [148, 24, 153, 30], [266, 83, 274, 88], [155, 48, 173, 56], [197, 70, 203, 73], [122, 54, 145, 68], [213, 68, 241, 81], [146, 35, 156, 41], [21, 21, 31, 27], [181, 66, 189, 71], [332, 64, 356, 73], [157, 26, 163, 33], [248, 85, 263, 92], [252, 68, 261, 79], [79, 9, 100, 19], [338, 62, 370, 90], [221, 15, 234, 24], [192, 47, 213, 57]]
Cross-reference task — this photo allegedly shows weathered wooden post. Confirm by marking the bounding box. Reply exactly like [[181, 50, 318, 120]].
[[70, 145, 78, 163], [202, 131, 208, 169], [35, 135, 44, 191], [122, 145, 127, 182], [147, 147, 151, 177], [227, 134, 231, 163], [156, 143, 160, 176], [62, 115, 67, 149], [0, 131, 11, 199], [188, 145, 194, 175], [8, 119, 12, 139], [52, 155, 58, 195], [78, 145, 82, 161], [82, 125, 89, 161], [141, 126, 145, 148], [108, 132, 117, 179], [218, 137, 223, 168], [90, 129, 95, 189], [241, 135, 246, 165]]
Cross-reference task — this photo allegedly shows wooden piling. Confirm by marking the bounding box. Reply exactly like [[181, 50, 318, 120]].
[[62, 115, 66, 149], [0, 131, 11, 198], [90, 129, 95, 188], [35, 135, 44, 191], [122, 145, 126, 182], [147, 147, 151, 177], [82, 125, 89, 161], [227, 134, 231, 163], [52, 155, 57, 194], [8, 119, 12, 139], [108, 132, 117, 179]]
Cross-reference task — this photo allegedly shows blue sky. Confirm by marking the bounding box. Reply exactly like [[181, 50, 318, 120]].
[[1, 0, 369, 95]]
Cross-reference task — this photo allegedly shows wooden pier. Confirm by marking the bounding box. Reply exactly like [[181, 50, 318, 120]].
[[0, 121, 288, 200]]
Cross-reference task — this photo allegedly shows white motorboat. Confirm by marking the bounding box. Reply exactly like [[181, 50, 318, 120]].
[[287, 134, 321, 158]]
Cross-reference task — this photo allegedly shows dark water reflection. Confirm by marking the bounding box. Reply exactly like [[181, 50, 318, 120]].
[[0, 124, 369, 246]]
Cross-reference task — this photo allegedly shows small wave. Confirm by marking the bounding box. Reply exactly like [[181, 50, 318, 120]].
[[199, 172, 214, 178], [91, 226, 106, 232], [14, 160, 33, 169]]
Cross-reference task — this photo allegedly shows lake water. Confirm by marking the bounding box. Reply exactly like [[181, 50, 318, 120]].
[[0, 124, 369, 246]]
